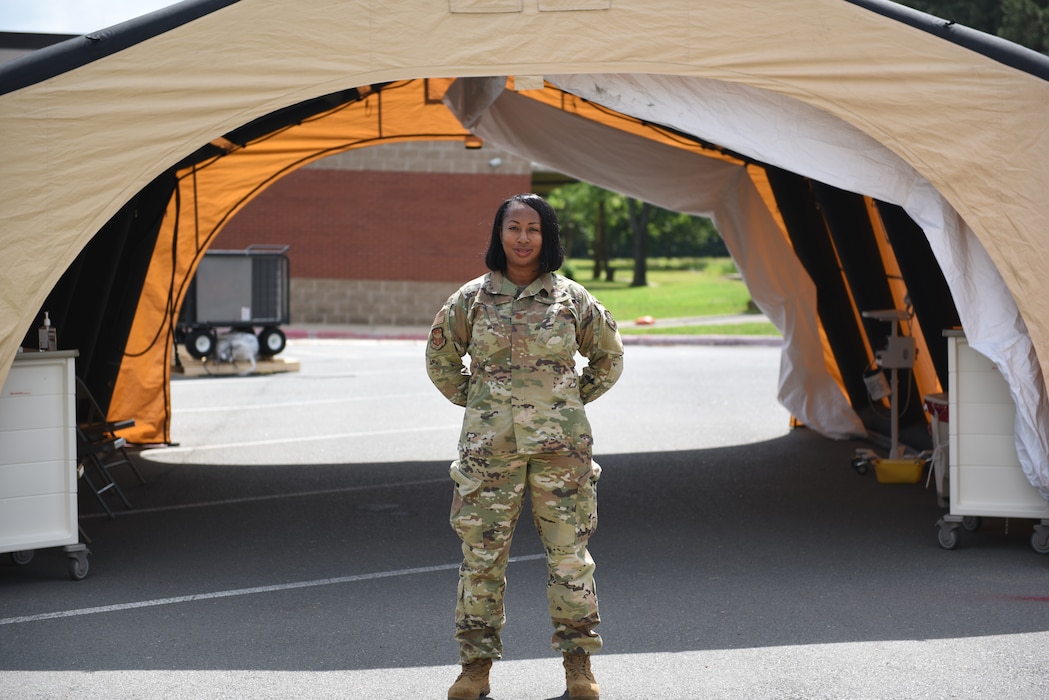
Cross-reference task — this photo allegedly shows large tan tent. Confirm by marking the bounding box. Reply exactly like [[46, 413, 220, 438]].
[[2, 0, 1048, 496]]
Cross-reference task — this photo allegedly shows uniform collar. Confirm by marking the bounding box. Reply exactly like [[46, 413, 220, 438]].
[[487, 271, 557, 299]]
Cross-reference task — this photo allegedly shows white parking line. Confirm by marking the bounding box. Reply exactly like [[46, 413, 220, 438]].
[[142, 424, 461, 454], [0, 554, 545, 626], [173, 392, 436, 413]]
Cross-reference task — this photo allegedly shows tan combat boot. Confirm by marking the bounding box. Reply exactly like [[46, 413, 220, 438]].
[[563, 652, 600, 699], [448, 657, 492, 699]]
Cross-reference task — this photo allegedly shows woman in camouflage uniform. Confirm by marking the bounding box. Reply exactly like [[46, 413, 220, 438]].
[[427, 193, 623, 700]]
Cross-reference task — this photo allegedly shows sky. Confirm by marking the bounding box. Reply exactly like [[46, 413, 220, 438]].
[[1, 1, 181, 35]]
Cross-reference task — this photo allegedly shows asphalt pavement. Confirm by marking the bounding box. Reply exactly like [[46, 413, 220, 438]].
[[2, 334, 1048, 699]]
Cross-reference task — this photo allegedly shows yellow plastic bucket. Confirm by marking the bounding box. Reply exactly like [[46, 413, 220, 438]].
[[873, 458, 925, 484]]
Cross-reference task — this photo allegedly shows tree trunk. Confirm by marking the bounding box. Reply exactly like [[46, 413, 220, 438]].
[[630, 199, 651, 287], [592, 198, 606, 280]]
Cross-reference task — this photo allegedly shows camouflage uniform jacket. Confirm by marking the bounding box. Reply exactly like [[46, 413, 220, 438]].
[[427, 271, 624, 458]]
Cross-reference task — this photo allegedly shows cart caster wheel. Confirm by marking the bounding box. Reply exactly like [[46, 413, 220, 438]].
[[851, 458, 869, 475], [65, 545, 90, 580], [1031, 525, 1049, 555], [10, 550, 34, 566], [936, 521, 959, 550], [69, 557, 89, 580], [962, 516, 982, 532]]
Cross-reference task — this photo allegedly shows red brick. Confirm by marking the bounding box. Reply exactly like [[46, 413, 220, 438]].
[[216, 169, 532, 283]]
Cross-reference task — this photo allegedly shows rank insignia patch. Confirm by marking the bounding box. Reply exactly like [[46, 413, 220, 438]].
[[430, 327, 447, 350]]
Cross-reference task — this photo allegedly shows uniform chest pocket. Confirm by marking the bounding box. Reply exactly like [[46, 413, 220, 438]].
[[469, 302, 511, 363], [534, 301, 579, 355]]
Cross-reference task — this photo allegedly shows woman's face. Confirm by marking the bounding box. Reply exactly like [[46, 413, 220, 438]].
[[500, 202, 543, 280]]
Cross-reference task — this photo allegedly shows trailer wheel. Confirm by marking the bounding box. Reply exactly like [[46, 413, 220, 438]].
[[185, 328, 215, 359], [258, 326, 286, 356]]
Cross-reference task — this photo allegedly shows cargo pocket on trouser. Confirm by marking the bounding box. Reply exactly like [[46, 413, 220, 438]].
[[532, 457, 600, 548], [575, 459, 600, 542], [582, 460, 601, 485], [449, 459, 485, 546]]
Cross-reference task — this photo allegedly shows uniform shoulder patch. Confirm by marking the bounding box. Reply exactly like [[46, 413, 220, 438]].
[[604, 308, 618, 331]]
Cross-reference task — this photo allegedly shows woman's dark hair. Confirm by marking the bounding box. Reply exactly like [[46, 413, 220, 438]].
[[485, 193, 565, 274]]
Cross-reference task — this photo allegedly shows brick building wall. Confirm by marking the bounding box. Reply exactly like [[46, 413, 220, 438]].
[[214, 141, 533, 326]]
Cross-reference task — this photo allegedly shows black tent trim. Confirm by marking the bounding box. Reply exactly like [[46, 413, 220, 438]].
[[844, 0, 1049, 80], [5, 0, 1049, 96], [0, 0, 239, 95]]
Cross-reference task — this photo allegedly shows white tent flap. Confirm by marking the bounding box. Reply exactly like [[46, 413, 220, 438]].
[[445, 77, 867, 441], [549, 72, 1049, 496]]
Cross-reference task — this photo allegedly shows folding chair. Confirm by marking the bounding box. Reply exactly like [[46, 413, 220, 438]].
[[75, 377, 146, 490], [76, 426, 133, 518]]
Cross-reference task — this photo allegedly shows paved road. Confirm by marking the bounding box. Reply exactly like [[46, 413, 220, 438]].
[[2, 339, 1048, 699]]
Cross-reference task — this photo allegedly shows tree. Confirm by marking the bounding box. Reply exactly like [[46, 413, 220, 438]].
[[547, 182, 728, 277], [593, 195, 610, 281], [999, 0, 1049, 53], [628, 199, 651, 287]]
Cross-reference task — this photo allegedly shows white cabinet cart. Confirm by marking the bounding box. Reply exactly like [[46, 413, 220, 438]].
[[935, 331, 1049, 552], [0, 350, 89, 579]]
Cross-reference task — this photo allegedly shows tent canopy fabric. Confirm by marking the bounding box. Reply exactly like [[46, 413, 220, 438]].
[[2, 0, 1048, 494], [106, 79, 475, 442]]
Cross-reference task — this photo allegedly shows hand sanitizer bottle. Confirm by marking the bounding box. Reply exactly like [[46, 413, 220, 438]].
[[38, 312, 57, 351]]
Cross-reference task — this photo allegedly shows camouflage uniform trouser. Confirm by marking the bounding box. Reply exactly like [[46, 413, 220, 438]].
[[449, 451, 602, 663]]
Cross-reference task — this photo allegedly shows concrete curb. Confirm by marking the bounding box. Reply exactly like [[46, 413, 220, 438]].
[[284, 328, 782, 347], [283, 327, 430, 342], [282, 314, 782, 347]]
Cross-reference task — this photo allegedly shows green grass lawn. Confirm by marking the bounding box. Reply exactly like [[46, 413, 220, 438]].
[[563, 258, 780, 336]]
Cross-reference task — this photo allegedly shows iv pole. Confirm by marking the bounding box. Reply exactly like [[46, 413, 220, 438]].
[[853, 308, 917, 474]]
